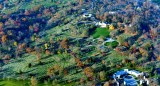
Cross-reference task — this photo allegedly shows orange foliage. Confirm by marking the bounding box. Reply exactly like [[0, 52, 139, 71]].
[[47, 68, 54, 76], [0, 4, 3, 9], [75, 57, 80, 63], [4, 54, 11, 60], [55, 12, 61, 18], [24, 10, 30, 15], [139, 48, 148, 57], [22, 18, 27, 21], [37, 14, 42, 17], [115, 47, 121, 52], [32, 5, 42, 11], [18, 43, 26, 50], [60, 38, 69, 49], [124, 41, 129, 47], [63, 69, 68, 76], [75, 57, 84, 67], [157, 56, 160, 61], [36, 53, 41, 62], [79, 0, 84, 6], [26, 47, 32, 53], [1, 35, 7, 43], [45, 50, 51, 55], [0, 22, 3, 29], [83, 67, 93, 80], [77, 61, 84, 67], [116, 64, 122, 68]]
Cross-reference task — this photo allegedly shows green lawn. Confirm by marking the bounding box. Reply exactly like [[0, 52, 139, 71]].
[[92, 27, 110, 38], [0, 79, 29, 86], [104, 41, 119, 48]]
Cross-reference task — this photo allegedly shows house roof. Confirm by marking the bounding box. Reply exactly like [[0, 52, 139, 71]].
[[129, 70, 141, 74], [105, 38, 115, 42], [124, 75, 138, 85], [113, 70, 128, 78]]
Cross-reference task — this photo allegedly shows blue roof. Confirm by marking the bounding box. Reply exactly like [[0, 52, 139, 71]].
[[124, 76, 138, 85], [113, 70, 128, 78]]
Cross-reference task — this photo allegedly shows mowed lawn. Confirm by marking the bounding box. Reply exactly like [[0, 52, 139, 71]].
[[0, 79, 29, 86], [105, 41, 119, 48], [92, 27, 110, 38]]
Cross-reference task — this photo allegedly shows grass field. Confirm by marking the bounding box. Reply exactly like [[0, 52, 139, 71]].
[[0, 79, 29, 86], [104, 41, 119, 48], [92, 27, 110, 38]]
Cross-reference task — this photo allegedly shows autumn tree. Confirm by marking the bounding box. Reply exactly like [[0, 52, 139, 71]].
[[117, 36, 125, 46], [103, 82, 110, 86], [79, 0, 84, 6], [36, 53, 41, 63], [0, 4, 2, 9], [26, 47, 32, 53], [99, 71, 106, 81], [60, 38, 69, 49], [0, 22, 3, 29], [31, 76, 38, 86], [47, 68, 54, 77], [139, 47, 148, 57], [1, 35, 7, 43], [75, 57, 84, 68], [24, 10, 30, 15], [83, 67, 94, 80], [45, 50, 51, 55], [157, 56, 160, 61]]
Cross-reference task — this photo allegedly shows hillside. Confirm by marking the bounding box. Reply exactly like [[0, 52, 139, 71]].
[[0, 0, 160, 86]]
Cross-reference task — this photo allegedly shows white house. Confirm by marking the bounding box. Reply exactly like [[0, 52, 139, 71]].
[[95, 22, 107, 28], [82, 13, 92, 18], [140, 76, 149, 85], [109, 11, 116, 15], [113, 69, 149, 86], [127, 70, 143, 77], [102, 38, 115, 45]]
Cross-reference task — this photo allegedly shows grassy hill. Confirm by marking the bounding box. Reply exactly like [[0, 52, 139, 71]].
[[0, 0, 160, 85]]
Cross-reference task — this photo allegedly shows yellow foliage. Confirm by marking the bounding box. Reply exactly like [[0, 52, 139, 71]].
[[139, 48, 144, 54], [109, 24, 115, 30], [103, 82, 109, 86], [57, 49, 61, 54], [99, 71, 106, 81], [14, 41, 18, 46], [44, 43, 49, 49], [31, 36, 35, 41]]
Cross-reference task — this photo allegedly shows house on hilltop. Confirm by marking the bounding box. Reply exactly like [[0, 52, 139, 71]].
[[82, 13, 92, 18], [95, 22, 107, 28]]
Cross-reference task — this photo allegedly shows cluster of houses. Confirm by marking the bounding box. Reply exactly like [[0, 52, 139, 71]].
[[113, 69, 150, 86], [82, 12, 116, 30], [82, 12, 109, 28]]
